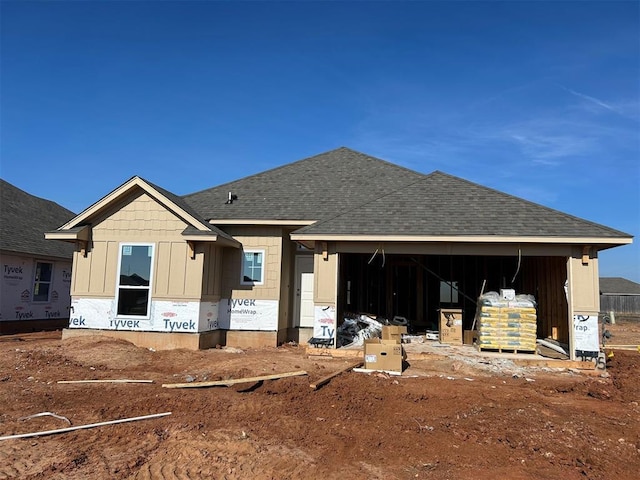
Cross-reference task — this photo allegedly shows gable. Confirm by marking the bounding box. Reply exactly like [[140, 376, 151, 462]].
[[47, 176, 239, 247], [91, 190, 189, 241]]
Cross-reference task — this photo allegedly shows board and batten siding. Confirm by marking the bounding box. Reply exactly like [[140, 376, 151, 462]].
[[71, 191, 206, 301], [220, 226, 283, 301]]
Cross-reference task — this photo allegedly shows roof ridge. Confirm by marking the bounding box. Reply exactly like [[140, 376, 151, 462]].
[[181, 147, 426, 200]]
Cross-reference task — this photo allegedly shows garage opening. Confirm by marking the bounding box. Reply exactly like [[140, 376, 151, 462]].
[[336, 253, 568, 346]]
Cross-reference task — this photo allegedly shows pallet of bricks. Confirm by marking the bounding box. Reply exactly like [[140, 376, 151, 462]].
[[476, 291, 537, 354]]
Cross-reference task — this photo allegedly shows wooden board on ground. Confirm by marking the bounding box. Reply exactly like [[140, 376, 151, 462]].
[[161, 370, 308, 389], [306, 346, 362, 358], [512, 359, 595, 369], [353, 367, 402, 376], [57, 379, 154, 384], [310, 361, 363, 390]]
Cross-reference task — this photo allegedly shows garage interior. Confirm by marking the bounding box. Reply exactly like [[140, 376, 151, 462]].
[[336, 252, 569, 346]]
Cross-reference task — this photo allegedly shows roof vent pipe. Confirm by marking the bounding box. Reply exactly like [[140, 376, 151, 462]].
[[225, 192, 237, 205]]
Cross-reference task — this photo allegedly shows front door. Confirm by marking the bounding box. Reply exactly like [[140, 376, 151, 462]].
[[294, 256, 314, 327]]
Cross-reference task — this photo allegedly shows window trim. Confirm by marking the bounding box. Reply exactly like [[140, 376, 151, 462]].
[[115, 242, 155, 319], [240, 249, 265, 286], [32, 261, 54, 303]]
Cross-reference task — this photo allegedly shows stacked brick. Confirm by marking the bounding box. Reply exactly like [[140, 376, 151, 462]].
[[477, 292, 537, 352]]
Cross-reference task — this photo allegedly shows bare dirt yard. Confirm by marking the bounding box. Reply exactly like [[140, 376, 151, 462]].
[[1, 319, 639, 480]]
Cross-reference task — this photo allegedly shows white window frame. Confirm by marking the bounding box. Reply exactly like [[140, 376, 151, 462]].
[[115, 243, 155, 319], [240, 249, 265, 286], [32, 261, 54, 303]]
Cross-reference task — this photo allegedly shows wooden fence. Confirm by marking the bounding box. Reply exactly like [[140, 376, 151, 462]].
[[600, 295, 640, 314]]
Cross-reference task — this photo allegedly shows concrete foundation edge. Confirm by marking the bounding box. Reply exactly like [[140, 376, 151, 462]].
[[62, 329, 226, 351]]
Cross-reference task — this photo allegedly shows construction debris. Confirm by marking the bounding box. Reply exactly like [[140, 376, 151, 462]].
[[161, 370, 308, 389], [57, 379, 154, 384], [19, 412, 71, 425], [310, 361, 363, 390], [337, 314, 383, 347], [0, 412, 172, 441], [353, 367, 402, 376]]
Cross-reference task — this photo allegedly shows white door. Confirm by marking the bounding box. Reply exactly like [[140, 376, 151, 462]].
[[294, 256, 314, 327]]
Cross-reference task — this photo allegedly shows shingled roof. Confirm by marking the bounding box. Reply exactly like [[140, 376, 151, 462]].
[[293, 171, 631, 238], [183, 147, 631, 242], [600, 277, 640, 295], [183, 147, 424, 222], [1, 179, 76, 259]]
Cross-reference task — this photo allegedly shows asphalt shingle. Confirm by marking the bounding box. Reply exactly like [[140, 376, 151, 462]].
[[183, 147, 630, 240], [1, 179, 76, 259], [600, 277, 640, 295]]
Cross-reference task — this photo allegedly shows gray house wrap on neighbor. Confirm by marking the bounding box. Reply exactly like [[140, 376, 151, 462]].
[[45, 147, 633, 358], [1, 180, 75, 333]]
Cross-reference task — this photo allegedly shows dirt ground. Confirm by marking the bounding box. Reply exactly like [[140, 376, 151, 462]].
[[1, 319, 639, 480]]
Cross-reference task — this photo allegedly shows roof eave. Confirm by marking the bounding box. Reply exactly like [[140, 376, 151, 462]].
[[289, 234, 634, 245], [209, 219, 316, 226], [45, 225, 91, 242], [181, 234, 241, 248]]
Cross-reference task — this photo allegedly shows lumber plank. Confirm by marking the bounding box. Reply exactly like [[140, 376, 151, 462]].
[[310, 361, 363, 390], [0, 412, 172, 441], [57, 379, 154, 384], [161, 370, 308, 389], [353, 367, 402, 376]]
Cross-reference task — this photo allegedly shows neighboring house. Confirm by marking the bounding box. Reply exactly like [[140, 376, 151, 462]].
[[600, 277, 640, 315], [45, 148, 633, 358], [1, 180, 75, 334]]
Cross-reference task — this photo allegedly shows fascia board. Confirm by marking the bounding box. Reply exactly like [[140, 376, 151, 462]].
[[289, 234, 633, 245]]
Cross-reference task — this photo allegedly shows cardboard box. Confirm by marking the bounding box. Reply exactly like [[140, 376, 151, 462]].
[[463, 329, 478, 345], [382, 325, 407, 343], [439, 309, 463, 345], [364, 339, 404, 372]]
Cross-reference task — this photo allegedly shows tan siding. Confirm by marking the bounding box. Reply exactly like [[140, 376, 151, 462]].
[[70, 188, 209, 302], [155, 242, 171, 296], [72, 250, 91, 295], [167, 243, 186, 295], [184, 244, 204, 297], [220, 226, 284, 301], [202, 245, 224, 300], [568, 251, 600, 313], [201, 244, 213, 297], [278, 237, 293, 330], [88, 241, 107, 292], [214, 247, 223, 298], [104, 241, 118, 295], [314, 243, 337, 305], [92, 191, 187, 242]]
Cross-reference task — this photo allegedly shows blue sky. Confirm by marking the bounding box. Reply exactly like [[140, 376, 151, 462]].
[[1, 1, 639, 282]]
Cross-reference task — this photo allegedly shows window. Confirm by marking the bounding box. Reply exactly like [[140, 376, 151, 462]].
[[116, 244, 154, 317], [33, 262, 53, 302], [440, 280, 459, 304], [241, 250, 264, 285]]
